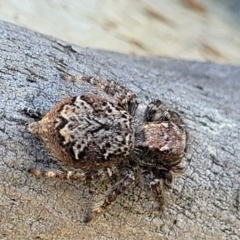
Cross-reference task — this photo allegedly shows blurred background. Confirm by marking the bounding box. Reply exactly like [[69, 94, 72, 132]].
[[1, 0, 240, 65]]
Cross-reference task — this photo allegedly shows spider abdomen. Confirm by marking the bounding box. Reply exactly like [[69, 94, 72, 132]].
[[29, 94, 135, 171]]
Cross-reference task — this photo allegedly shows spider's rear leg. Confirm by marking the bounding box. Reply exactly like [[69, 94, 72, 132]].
[[62, 75, 139, 115], [145, 100, 183, 125], [23, 107, 48, 120], [29, 167, 114, 181], [84, 170, 135, 222]]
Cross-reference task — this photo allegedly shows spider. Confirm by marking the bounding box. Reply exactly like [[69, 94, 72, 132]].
[[27, 75, 187, 222]]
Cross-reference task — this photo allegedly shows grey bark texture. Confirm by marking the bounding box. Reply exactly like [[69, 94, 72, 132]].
[[0, 20, 239, 240]]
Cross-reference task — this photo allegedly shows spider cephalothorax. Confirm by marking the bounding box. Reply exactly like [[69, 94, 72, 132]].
[[27, 75, 187, 222]]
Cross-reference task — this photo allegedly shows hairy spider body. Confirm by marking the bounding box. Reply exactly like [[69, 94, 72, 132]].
[[29, 95, 135, 171], [28, 76, 187, 222]]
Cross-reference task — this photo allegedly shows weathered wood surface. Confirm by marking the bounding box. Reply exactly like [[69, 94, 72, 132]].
[[0, 21, 239, 240]]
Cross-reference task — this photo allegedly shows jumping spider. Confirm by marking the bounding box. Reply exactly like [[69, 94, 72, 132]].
[[28, 75, 187, 222]]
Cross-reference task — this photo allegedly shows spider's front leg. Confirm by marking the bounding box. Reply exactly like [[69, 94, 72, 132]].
[[145, 168, 177, 210], [145, 100, 183, 125], [144, 170, 165, 210], [29, 167, 115, 181], [150, 179, 165, 210], [84, 170, 135, 222], [62, 75, 139, 115]]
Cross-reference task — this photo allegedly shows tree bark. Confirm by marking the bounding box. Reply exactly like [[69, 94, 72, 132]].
[[0, 20, 239, 240]]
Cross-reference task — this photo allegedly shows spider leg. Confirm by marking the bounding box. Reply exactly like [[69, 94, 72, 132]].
[[29, 167, 114, 181], [145, 100, 183, 125], [23, 107, 48, 119], [62, 75, 139, 115], [150, 179, 164, 210], [144, 169, 173, 210], [84, 170, 135, 222]]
